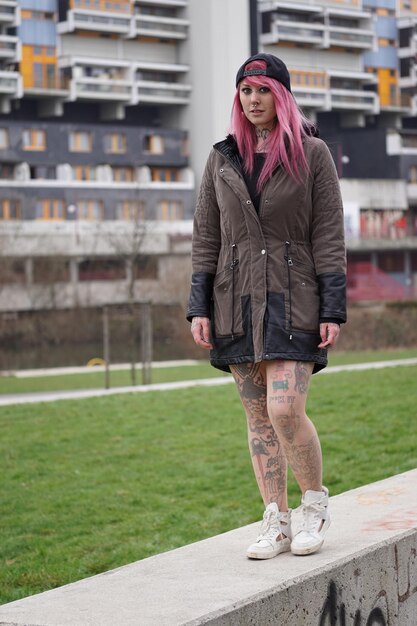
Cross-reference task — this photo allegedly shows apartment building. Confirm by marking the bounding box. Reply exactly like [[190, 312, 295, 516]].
[[0, 0, 416, 318], [256, 0, 417, 301], [0, 0, 195, 313]]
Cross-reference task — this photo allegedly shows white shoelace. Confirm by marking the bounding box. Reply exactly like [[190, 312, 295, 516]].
[[300, 501, 326, 532], [258, 510, 286, 542]]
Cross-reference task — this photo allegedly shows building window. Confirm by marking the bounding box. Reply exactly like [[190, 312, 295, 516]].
[[151, 168, 180, 182], [74, 166, 96, 181], [69, 131, 92, 152], [22, 129, 47, 151], [33, 258, 70, 284], [134, 255, 158, 279], [116, 200, 145, 220], [0, 164, 15, 180], [76, 200, 104, 220], [409, 165, 417, 183], [31, 166, 56, 180], [113, 167, 134, 182], [157, 200, 184, 220], [0, 199, 21, 220], [144, 134, 164, 154], [33, 62, 58, 89], [35, 199, 65, 220], [78, 257, 126, 281], [104, 133, 127, 154], [0, 258, 26, 284], [379, 251, 405, 273], [0, 128, 9, 149]]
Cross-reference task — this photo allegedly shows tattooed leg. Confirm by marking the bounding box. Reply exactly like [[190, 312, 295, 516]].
[[231, 363, 288, 511], [266, 360, 322, 494]]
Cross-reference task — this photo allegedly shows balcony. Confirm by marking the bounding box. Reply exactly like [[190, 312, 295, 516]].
[[134, 0, 187, 6], [327, 25, 374, 50], [0, 70, 22, 97], [134, 80, 191, 104], [330, 88, 379, 112], [0, 0, 18, 25], [320, 0, 362, 7], [262, 19, 325, 46], [291, 86, 328, 109], [0, 35, 20, 62], [399, 64, 417, 89], [132, 13, 189, 39], [58, 9, 131, 35], [408, 184, 417, 204], [69, 77, 132, 102]]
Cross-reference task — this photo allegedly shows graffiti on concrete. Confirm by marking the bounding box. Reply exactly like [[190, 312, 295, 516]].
[[395, 544, 417, 604], [319, 581, 387, 625], [319, 543, 417, 625]]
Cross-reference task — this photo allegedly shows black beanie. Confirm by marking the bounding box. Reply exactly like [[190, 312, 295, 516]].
[[236, 53, 291, 93]]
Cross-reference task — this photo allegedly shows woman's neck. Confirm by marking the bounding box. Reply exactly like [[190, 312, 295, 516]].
[[255, 126, 272, 153]]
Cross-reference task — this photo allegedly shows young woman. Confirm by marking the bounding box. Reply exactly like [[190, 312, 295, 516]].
[[187, 53, 346, 558]]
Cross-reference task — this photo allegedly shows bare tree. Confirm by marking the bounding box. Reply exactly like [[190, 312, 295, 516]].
[[105, 204, 152, 385]]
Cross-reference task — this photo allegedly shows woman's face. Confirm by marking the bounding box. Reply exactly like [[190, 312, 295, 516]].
[[239, 82, 277, 129]]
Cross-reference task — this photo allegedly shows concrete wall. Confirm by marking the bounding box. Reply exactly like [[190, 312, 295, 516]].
[[0, 469, 416, 625]]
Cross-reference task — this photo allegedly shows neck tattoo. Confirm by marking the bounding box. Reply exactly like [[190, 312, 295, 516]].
[[256, 127, 271, 142]]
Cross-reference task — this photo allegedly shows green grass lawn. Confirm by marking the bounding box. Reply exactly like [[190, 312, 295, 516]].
[[0, 347, 416, 396], [1, 363, 417, 604]]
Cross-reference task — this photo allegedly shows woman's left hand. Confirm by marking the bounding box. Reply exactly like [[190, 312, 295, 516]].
[[318, 322, 340, 348]]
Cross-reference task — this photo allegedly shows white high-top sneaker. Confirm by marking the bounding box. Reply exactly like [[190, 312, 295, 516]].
[[247, 502, 292, 560], [291, 487, 330, 556]]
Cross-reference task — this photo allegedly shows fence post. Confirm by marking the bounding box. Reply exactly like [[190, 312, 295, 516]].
[[103, 306, 110, 389], [141, 301, 152, 385]]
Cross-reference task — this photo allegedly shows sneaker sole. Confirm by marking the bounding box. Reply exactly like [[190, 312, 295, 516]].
[[247, 543, 291, 560], [291, 539, 324, 556]]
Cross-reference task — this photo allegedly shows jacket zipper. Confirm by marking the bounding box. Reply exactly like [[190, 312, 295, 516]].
[[284, 241, 293, 341], [230, 243, 238, 338]]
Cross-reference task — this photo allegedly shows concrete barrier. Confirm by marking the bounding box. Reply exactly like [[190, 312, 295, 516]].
[[0, 469, 416, 625]]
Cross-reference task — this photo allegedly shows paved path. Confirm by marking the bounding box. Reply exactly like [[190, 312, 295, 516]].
[[0, 357, 416, 407]]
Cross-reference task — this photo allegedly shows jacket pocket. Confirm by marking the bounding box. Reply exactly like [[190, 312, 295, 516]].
[[212, 244, 243, 338], [285, 243, 320, 333]]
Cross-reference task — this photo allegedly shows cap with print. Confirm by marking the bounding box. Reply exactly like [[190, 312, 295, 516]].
[[235, 53, 291, 93]]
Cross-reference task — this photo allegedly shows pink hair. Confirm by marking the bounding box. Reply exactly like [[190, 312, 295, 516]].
[[230, 60, 313, 191]]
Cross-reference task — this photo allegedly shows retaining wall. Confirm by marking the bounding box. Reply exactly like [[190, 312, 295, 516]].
[[0, 470, 416, 625]]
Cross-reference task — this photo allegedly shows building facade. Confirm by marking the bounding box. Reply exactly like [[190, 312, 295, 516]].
[[0, 0, 416, 318], [258, 0, 417, 301], [0, 0, 196, 313]]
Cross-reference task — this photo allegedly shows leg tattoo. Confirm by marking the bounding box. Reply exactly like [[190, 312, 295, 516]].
[[266, 360, 322, 493], [231, 363, 288, 509]]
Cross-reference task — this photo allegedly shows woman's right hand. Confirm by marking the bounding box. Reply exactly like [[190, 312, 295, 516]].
[[191, 316, 213, 350]]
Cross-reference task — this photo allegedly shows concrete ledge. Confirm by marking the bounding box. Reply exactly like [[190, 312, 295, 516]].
[[0, 470, 416, 625]]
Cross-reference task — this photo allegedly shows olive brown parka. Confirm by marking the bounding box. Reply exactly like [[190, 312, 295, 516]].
[[187, 134, 346, 374]]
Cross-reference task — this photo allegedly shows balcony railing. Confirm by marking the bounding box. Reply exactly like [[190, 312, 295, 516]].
[[291, 87, 328, 109], [267, 20, 325, 45], [330, 88, 379, 112], [58, 9, 131, 35], [0, 0, 17, 24], [0, 35, 20, 61], [0, 70, 22, 97], [264, 17, 374, 50], [134, 80, 191, 104], [399, 65, 417, 89], [133, 14, 189, 39], [70, 77, 132, 101], [327, 26, 374, 49], [408, 184, 417, 203], [320, 0, 362, 7], [134, 0, 187, 6]]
